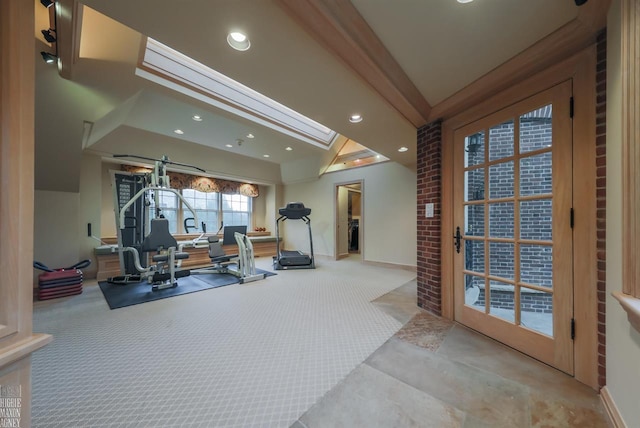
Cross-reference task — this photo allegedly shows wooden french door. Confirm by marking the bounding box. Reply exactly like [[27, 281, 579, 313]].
[[453, 81, 574, 374]]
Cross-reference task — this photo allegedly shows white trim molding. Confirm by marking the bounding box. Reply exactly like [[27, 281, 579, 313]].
[[600, 386, 629, 428]]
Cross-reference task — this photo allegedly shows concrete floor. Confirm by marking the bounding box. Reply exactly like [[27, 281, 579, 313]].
[[291, 280, 610, 428]]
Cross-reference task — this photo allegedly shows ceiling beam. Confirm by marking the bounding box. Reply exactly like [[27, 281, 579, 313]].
[[54, 0, 83, 80], [429, 0, 611, 122], [577, 0, 612, 33], [277, 0, 431, 128]]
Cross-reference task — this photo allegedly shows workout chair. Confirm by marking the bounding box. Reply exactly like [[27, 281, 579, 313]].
[[203, 236, 239, 274], [141, 217, 191, 290]]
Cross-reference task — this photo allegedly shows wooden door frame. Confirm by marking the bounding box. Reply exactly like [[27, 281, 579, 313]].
[[441, 45, 598, 388], [334, 180, 364, 260]]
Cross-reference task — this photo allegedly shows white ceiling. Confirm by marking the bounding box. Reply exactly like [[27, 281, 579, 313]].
[[35, 0, 584, 190]]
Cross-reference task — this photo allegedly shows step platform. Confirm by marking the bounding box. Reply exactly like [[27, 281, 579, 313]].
[[38, 269, 84, 300]]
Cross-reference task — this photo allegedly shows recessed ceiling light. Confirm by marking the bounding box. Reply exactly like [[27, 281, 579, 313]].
[[227, 31, 251, 51], [225, 144, 233, 148], [285, 147, 293, 151], [263, 154, 270, 158], [349, 114, 363, 123], [398, 146, 409, 152], [457, 0, 473, 3], [174, 129, 184, 135], [192, 115, 203, 121], [246, 133, 255, 139]]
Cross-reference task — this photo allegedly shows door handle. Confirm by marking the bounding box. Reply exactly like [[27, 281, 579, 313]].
[[454, 227, 462, 253]]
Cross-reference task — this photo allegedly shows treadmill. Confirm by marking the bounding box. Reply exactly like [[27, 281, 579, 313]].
[[273, 202, 315, 270]]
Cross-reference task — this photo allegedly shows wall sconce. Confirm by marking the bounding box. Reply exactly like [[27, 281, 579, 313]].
[[465, 134, 481, 153], [40, 52, 57, 64], [39, 0, 57, 64], [41, 29, 56, 43]]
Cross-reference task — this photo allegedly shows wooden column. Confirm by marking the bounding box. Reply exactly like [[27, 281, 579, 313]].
[[621, 0, 640, 298], [0, 0, 52, 425]]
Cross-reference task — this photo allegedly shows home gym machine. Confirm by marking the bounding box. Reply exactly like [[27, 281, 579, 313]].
[[192, 225, 267, 284], [273, 202, 315, 270], [109, 154, 203, 290]]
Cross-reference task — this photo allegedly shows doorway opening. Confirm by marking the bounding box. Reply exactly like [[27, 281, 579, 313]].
[[335, 181, 363, 260]]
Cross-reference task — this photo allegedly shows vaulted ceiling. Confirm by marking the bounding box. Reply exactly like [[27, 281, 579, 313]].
[[34, 0, 608, 191]]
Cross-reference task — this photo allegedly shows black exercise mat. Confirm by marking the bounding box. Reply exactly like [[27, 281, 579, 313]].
[[98, 269, 275, 310]]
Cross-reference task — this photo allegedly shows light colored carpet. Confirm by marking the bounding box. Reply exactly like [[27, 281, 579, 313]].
[[31, 257, 415, 427]]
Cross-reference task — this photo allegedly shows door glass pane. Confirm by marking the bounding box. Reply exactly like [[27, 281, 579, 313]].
[[465, 168, 485, 202], [489, 202, 514, 238], [520, 104, 552, 154], [521, 287, 553, 337], [464, 204, 484, 237], [520, 245, 553, 289], [489, 161, 514, 199], [464, 274, 484, 310], [520, 199, 552, 241], [489, 119, 514, 161], [464, 132, 485, 167], [465, 240, 484, 273], [520, 152, 552, 196], [489, 242, 514, 280], [489, 280, 515, 323]]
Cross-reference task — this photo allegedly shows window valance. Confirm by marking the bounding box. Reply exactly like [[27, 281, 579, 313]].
[[121, 165, 259, 198]]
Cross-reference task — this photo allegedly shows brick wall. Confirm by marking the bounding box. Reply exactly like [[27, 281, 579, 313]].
[[595, 30, 607, 389], [416, 121, 442, 315]]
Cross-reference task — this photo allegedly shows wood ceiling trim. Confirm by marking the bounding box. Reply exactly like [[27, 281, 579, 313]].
[[430, 1, 611, 122], [577, 0, 612, 32], [277, 0, 431, 128], [56, 0, 83, 80]]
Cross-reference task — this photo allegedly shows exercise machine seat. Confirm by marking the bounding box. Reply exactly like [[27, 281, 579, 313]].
[[142, 218, 189, 260], [207, 236, 237, 263]]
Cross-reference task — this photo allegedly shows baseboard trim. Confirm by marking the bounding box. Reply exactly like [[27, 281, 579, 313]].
[[600, 386, 627, 428]]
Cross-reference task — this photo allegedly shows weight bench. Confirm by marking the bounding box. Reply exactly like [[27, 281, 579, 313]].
[[142, 217, 191, 290], [108, 217, 190, 290], [192, 236, 239, 275]]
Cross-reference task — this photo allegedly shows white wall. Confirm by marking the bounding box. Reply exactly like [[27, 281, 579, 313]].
[[33, 154, 105, 282], [101, 163, 117, 237], [33, 191, 80, 284], [78, 154, 103, 278], [283, 161, 417, 267], [263, 184, 282, 234], [606, 2, 640, 425]]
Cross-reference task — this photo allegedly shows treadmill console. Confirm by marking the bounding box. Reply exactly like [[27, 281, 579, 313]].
[[279, 202, 311, 219]]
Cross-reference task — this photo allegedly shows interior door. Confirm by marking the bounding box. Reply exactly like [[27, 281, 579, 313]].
[[337, 185, 349, 258], [453, 81, 574, 374]]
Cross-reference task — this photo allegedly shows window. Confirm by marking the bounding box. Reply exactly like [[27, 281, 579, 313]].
[[222, 194, 251, 227], [149, 191, 179, 234], [149, 189, 251, 234], [182, 189, 219, 233]]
